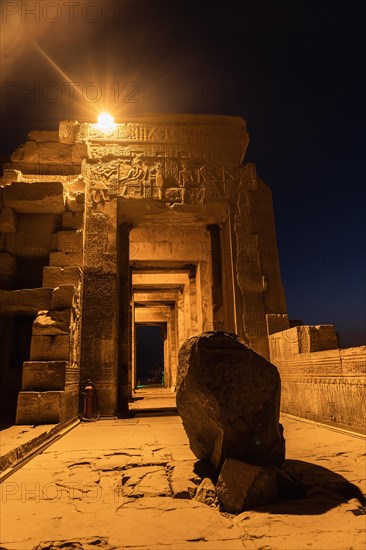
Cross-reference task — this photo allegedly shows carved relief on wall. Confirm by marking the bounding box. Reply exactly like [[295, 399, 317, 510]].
[[83, 150, 230, 207], [86, 123, 189, 144], [87, 180, 110, 209], [116, 156, 225, 205]]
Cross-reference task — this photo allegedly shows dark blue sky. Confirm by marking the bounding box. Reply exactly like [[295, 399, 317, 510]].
[[1, 0, 365, 347]]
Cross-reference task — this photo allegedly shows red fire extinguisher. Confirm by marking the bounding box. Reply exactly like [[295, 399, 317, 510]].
[[81, 379, 100, 421], [83, 384, 94, 419]]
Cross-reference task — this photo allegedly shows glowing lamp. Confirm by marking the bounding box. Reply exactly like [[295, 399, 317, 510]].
[[96, 113, 115, 131]]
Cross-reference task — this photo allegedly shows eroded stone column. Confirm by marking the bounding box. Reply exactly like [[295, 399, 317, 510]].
[[207, 224, 224, 330], [81, 192, 118, 416], [117, 222, 132, 414]]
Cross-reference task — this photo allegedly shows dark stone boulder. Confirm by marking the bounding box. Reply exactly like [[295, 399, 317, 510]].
[[216, 458, 278, 512], [176, 331, 285, 470]]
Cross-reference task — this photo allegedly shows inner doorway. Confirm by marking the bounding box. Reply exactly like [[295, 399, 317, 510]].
[[0, 315, 34, 427], [135, 325, 165, 388]]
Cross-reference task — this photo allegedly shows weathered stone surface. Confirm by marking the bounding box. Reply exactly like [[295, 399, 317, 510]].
[[0, 207, 17, 232], [30, 334, 70, 361], [66, 192, 85, 212], [71, 143, 88, 163], [216, 458, 278, 513], [0, 288, 53, 315], [49, 251, 83, 267], [51, 285, 75, 309], [24, 141, 39, 163], [2, 414, 365, 549], [3, 231, 53, 256], [121, 465, 171, 498], [56, 230, 83, 253], [10, 144, 25, 162], [38, 142, 72, 164], [169, 459, 202, 498], [16, 389, 77, 424], [3, 181, 65, 213], [62, 211, 84, 230], [43, 266, 81, 288], [59, 120, 80, 144], [17, 213, 61, 234], [0, 168, 22, 184], [21, 361, 67, 390], [27, 130, 59, 142], [194, 477, 216, 505], [176, 332, 285, 470], [32, 309, 71, 335]]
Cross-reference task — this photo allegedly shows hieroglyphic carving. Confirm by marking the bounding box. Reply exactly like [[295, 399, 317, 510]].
[[87, 181, 110, 209], [88, 144, 132, 160]]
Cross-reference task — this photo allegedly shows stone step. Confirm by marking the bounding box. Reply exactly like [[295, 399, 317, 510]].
[[21, 361, 68, 391], [16, 390, 79, 424]]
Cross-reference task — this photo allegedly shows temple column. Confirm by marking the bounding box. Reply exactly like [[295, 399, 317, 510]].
[[81, 195, 119, 415], [117, 222, 132, 413]]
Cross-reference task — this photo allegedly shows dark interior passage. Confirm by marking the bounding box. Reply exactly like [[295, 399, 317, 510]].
[[136, 325, 164, 387], [0, 315, 34, 427]]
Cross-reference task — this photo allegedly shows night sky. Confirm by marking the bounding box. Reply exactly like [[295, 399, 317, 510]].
[[1, 0, 365, 347]]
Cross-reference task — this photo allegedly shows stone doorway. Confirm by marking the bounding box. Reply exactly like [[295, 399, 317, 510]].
[[0, 315, 34, 427], [135, 324, 165, 388]]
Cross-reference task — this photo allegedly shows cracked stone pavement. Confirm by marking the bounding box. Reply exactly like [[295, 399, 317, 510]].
[[0, 413, 365, 550]]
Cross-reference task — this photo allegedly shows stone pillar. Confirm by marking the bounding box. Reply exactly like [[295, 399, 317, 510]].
[[169, 306, 178, 387], [220, 214, 237, 334], [188, 267, 198, 335], [117, 222, 132, 414], [81, 194, 118, 416], [207, 224, 224, 330], [231, 178, 269, 359], [130, 297, 135, 395]]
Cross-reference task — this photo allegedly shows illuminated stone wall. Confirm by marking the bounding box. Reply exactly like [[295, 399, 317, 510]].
[[0, 114, 287, 422], [269, 325, 366, 431]]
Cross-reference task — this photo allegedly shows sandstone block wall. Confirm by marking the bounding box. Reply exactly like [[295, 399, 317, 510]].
[[269, 325, 366, 432], [0, 143, 84, 424]]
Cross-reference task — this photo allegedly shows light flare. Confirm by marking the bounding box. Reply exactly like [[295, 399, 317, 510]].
[[96, 112, 115, 131]]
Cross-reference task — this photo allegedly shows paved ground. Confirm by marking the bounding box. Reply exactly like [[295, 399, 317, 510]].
[[0, 390, 365, 550]]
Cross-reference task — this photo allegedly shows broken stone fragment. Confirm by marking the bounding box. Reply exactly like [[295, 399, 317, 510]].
[[51, 285, 75, 310], [216, 458, 278, 513], [59, 120, 80, 144], [169, 459, 202, 499], [32, 309, 71, 335], [121, 465, 171, 498], [66, 191, 85, 212], [0, 169, 22, 184], [176, 331, 285, 470], [194, 477, 216, 505]]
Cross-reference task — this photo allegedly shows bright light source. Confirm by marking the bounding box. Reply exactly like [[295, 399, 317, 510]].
[[96, 113, 115, 131]]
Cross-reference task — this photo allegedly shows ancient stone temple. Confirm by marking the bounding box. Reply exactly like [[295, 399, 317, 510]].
[[0, 114, 364, 429]]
